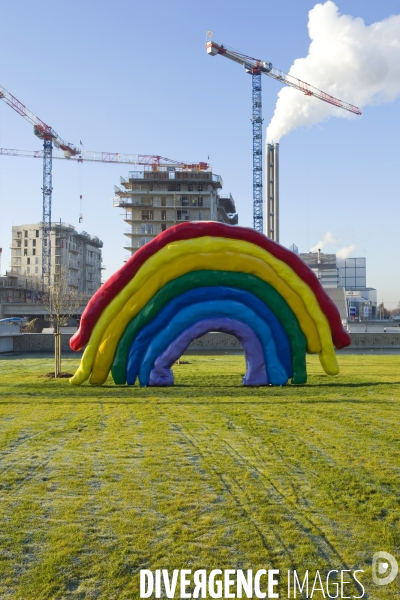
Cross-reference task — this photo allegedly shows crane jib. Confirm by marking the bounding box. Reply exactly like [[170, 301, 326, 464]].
[[206, 40, 362, 238]]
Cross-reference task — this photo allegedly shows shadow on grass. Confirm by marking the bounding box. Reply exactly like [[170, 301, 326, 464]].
[[1, 380, 400, 391], [0, 399, 398, 407], [1, 381, 399, 405]]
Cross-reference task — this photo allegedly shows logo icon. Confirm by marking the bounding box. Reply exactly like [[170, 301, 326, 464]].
[[372, 552, 398, 586]]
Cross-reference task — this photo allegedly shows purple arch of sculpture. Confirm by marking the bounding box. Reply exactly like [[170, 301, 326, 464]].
[[149, 317, 269, 386]]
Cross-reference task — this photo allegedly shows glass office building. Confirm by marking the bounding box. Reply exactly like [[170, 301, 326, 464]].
[[337, 257, 366, 289]]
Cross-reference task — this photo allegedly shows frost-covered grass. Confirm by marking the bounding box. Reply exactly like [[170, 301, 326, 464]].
[[0, 354, 399, 599]]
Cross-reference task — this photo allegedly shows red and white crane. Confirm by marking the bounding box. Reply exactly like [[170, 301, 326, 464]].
[[0, 147, 208, 169], [0, 84, 207, 284], [0, 84, 80, 285], [0, 146, 209, 220], [206, 40, 362, 237]]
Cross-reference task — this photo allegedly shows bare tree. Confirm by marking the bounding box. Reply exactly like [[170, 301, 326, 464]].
[[43, 267, 84, 377], [389, 301, 400, 318]]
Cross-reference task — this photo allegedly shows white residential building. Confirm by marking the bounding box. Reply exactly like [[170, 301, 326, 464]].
[[10, 222, 103, 295]]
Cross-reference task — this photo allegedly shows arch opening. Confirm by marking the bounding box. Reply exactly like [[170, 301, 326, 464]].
[[149, 317, 269, 386]]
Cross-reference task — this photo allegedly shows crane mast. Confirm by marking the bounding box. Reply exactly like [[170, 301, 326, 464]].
[[206, 41, 362, 238], [251, 71, 263, 233], [0, 84, 79, 286]]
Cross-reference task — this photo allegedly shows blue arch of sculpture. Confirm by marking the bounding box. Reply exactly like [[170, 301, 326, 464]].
[[129, 300, 291, 387], [126, 286, 293, 385], [126, 286, 293, 386]]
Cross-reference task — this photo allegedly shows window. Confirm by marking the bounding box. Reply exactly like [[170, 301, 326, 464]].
[[140, 237, 153, 247], [141, 224, 153, 234], [35, 267, 38, 274], [198, 210, 203, 220], [24, 249, 28, 256], [35, 257, 39, 264], [35, 230, 39, 237], [16, 241, 21, 248], [32, 239, 36, 247], [161, 210, 167, 221], [26, 267, 30, 274], [198, 184, 203, 192], [33, 249, 36, 256], [27, 258, 31, 265], [177, 210, 189, 221], [24, 239, 28, 247], [17, 231, 22, 238], [141, 210, 153, 221], [167, 184, 176, 191], [176, 184, 180, 191], [188, 184, 193, 191], [24, 230, 28, 238], [161, 197, 166, 207], [198, 196, 203, 207], [181, 196, 189, 206], [161, 223, 166, 232]]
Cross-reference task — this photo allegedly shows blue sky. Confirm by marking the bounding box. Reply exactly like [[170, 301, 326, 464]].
[[0, 0, 399, 306]]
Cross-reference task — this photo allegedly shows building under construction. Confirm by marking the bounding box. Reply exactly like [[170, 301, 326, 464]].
[[113, 162, 238, 255]]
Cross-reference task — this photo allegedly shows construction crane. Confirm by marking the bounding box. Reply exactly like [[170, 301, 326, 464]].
[[0, 147, 209, 218], [0, 84, 207, 284], [206, 41, 362, 236], [0, 147, 208, 169], [0, 84, 80, 285], [0, 145, 209, 258]]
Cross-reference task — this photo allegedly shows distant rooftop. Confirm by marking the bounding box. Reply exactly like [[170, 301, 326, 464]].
[[42, 222, 103, 248]]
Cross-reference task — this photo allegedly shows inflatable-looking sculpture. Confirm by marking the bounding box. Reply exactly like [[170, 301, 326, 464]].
[[69, 222, 351, 386]]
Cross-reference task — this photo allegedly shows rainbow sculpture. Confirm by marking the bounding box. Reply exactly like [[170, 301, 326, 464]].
[[69, 222, 351, 386]]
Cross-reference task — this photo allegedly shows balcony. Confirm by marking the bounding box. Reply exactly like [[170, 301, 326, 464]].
[[124, 238, 156, 251], [178, 197, 208, 208], [125, 225, 166, 236]]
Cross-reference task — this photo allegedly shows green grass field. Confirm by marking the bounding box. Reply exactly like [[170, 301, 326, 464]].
[[0, 354, 399, 599]]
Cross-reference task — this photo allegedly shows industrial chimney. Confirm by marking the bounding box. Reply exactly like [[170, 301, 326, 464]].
[[266, 143, 279, 242]]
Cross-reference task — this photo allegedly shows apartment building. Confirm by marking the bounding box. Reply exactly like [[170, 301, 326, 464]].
[[10, 222, 103, 295]]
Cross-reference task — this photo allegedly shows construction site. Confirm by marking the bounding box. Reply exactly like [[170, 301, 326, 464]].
[[113, 162, 237, 255], [0, 37, 380, 337], [2, 4, 400, 599]]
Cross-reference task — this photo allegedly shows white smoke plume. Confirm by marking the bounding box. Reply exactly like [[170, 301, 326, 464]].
[[310, 230, 355, 258], [266, 1, 400, 142], [310, 231, 341, 251], [336, 244, 356, 259]]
